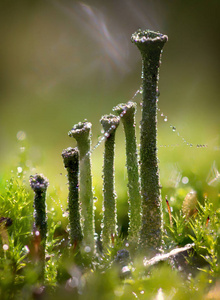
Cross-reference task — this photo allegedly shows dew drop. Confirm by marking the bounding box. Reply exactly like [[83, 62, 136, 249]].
[[23, 245, 30, 254], [62, 211, 68, 218], [16, 131, 26, 141], [3, 244, 9, 251], [20, 147, 25, 152], [84, 246, 91, 253], [121, 266, 130, 274], [17, 167, 23, 173], [182, 177, 189, 184]]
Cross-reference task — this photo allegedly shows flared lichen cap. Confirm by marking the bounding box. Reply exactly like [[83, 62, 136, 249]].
[[61, 147, 78, 169], [29, 174, 49, 193], [113, 101, 136, 119], [100, 114, 120, 132], [131, 29, 168, 52], [68, 121, 92, 140]]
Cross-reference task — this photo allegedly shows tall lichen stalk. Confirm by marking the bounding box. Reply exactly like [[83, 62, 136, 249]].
[[68, 122, 95, 252], [113, 102, 141, 247], [29, 173, 49, 280], [100, 114, 120, 250], [62, 147, 83, 246], [131, 29, 168, 253]]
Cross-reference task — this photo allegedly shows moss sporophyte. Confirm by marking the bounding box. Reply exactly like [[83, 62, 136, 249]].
[[131, 29, 168, 253], [100, 114, 120, 250], [68, 122, 95, 253]]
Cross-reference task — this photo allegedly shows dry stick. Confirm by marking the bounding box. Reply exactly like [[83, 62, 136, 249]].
[[131, 29, 168, 253], [165, 196, 173, 228], [29, 173, 49, 280], [62, 147, 83, 246], [100, 114, 120, 251], [113, 102, 141, 247], [68, 122, 95, 253]]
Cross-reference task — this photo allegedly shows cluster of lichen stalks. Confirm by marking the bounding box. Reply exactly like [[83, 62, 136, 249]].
[[29, 29, 168, 275]]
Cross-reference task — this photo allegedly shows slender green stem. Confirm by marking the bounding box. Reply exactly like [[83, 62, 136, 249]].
[[113, 102, 141, 247], [100, 114, 120, 250], [68, 122, 94, 253], [62, 147, 83, 245], [29, 173, 48, 280], [131, 29, 168, 253]]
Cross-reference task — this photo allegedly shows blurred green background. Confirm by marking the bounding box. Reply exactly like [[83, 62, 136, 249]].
[[0, 0, 220, 229]]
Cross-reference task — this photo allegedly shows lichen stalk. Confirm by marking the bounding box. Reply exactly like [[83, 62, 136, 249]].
[[29, 173, 48, 279], [113, 102, 141, 246], [68, 122, 95, 252], [62, 147, 83, 245], [100, 114, 120, 250], [131, 29, 168, 253]]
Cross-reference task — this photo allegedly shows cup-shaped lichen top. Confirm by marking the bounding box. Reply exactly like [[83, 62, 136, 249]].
[[113, 101, 136, 120], [113, 102, 141, 247], [100, 114, 120, 250], [131, 29, 168, 254], [131, 30, 167, 53], [30, 174, 49, 194], [68, 121, 94, 252], [29, 174, 49, 242], [62, 147, 83, 245], [69, 122, 91, 146], [101, 114, 120, 136]]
